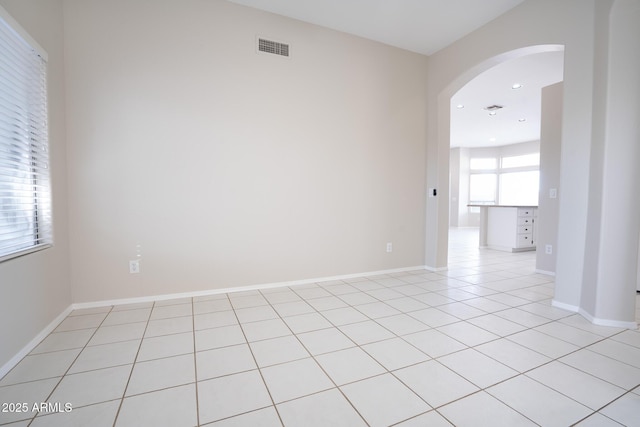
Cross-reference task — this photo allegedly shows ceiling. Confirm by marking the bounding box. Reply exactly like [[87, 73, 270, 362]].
[[227, 0, 525, 56], [227, 0, 564, 148], [451, 51, 565, 148]]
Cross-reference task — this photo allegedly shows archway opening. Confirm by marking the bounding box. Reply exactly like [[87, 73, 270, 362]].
[[428, 44, 565, 269]]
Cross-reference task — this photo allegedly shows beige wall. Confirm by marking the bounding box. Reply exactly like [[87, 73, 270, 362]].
[[580, 0, 640, 324], [536, 82, 563, 274], [63, 0, 429, 302], [0, 0, 71, 370], [449, 148, 460, 227]]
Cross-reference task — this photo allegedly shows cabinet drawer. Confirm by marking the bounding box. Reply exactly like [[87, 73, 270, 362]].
[[517, 208, 534, 217], [517, 217, 533, 226], [517, 234, 534, 247], [518, 225, 532, 234]]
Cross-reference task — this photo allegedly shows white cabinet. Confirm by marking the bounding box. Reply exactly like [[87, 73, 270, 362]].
[[486, 207, 537, 252]]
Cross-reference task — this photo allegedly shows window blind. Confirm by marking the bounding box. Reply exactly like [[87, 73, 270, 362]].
[[0, 10, 52, 262]]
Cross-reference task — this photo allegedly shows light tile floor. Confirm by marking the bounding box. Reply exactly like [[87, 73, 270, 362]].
[[1, 228, 640, 426]]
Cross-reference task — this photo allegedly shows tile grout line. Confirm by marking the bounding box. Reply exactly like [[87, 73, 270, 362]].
[[24, 305, 116, 427], [259, 285, 373, 427], [227, 292, 286, 427], [306, 277, 519, 425], [286, 279, 484, 424], [238, 267, 595, 424], [328, 265, 633, 423], [191, 297, 201, 427], [110, 301, 154, 427]]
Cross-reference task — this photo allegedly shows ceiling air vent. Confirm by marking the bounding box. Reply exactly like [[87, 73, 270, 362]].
[[257, 37, 290, 57]]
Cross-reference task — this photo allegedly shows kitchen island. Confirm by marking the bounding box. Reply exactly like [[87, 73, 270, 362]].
[[468, 205, 538, 252]]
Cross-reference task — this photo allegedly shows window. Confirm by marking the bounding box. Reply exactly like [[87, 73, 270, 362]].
[[469, 174, 497, 204], [501, 153, 540, 169], [466, 151, 540, 208], [0, 9, 52, 262], [470, 158, 497, 170], [499, 171, 540, 206]]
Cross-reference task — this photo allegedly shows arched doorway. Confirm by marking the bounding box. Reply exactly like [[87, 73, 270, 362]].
[[448, 50, 564, 263], [425, 45, 565, 270]]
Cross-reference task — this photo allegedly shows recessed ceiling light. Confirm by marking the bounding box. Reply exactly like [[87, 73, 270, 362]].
[[489, 137, 496, 142], [456, 104, 464, 109], [512, 83, 523, 89], [518, 118, 527, 122]]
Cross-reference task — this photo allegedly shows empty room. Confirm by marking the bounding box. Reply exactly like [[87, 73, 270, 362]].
[[1, 0, 639, 426]]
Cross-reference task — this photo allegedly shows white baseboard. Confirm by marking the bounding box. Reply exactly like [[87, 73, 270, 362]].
[[71, 265, 428, 310], [535, 269, 556, 276], [0, 305, 74, 379], [578, 308, 638, 330], [551, 300, 637, 329], [551, 299, 579, 313], [424, 265, 448, 272]]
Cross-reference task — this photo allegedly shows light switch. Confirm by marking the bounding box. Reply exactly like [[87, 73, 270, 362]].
[[549, 188, 557, 199]]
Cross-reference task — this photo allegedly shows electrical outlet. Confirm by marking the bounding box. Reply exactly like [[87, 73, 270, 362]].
[[545, 244, 553, 255], [129, 260, 140, 274], [386, 242, 393, 253]]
